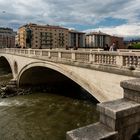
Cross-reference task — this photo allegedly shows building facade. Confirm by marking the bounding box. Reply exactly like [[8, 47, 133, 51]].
[[69, 30, 85, 49], [18, 24, 124, 49], [0, 28, 15, 48], [18, 23, 69, 49], [18, 23, 86, 49], [86, 32, 109, 48], [86, 32, 124, 49]]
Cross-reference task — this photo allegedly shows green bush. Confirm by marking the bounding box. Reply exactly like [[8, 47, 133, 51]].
[[132, 43, 140, 49], [128, 43, 140, 49]]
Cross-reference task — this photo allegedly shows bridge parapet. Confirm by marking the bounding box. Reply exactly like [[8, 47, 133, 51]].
[[67, 79, 140, 140], [1, 48, 140, 70]]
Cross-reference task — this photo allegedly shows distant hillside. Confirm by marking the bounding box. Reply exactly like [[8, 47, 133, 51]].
[[124, 37, 140, 41]]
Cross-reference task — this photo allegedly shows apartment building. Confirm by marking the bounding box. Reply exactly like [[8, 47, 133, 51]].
[[69, 30, 85, 49], [86, 31, 124, 49], [0, 28, 15, 48], [18, 23, 69, 49], [18, 23, 86, 49], [86, 32, 109, 48]]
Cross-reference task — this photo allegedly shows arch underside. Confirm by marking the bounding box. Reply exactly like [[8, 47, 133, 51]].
[[18, 66, 80, 91], [18, 62, 107, 102], [0, 56, 13, 76]]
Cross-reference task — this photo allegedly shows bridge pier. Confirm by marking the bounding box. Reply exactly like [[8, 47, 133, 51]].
[[66, 79, 140, 140], [6, 79, 17, 89]]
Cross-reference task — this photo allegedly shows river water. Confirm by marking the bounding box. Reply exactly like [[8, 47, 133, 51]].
[[0, 68, 99, 140]]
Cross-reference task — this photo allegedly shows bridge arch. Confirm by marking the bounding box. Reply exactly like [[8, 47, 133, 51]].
[[17, 62, 107, 102], [0, 55, 14, 77]]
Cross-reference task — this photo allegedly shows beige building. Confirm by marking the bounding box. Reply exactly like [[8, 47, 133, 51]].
[[18, 26, 26, 48], [18, 23, 69, 49], [86, 31, 124, 49], [18, 23, 86, 49]]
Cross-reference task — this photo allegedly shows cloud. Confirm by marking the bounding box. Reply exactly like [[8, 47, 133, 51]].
[[85, 23, 140, 38], [0, 0, 140, 37]]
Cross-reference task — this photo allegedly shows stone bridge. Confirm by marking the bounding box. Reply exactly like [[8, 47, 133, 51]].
[[0, 48, 140, 102]]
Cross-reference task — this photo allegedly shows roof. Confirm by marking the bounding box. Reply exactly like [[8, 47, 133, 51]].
[[19, 23, 69, 30], [86, 31, 110, 36], [0, 27, 13, 31], [69, 30, 85, 34]]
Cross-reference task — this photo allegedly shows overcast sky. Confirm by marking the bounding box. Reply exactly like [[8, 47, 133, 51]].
[[0, 0, 140, 38]]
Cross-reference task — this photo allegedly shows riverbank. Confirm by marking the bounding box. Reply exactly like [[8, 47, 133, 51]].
[[0, 73, 33, 98], [0, 73, 98, 104]]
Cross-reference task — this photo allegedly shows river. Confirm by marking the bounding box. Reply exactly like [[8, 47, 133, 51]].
[[0, 68, 99, 140]]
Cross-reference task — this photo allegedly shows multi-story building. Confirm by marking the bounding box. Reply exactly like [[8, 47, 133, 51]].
[[0, 28, 15, 48], [86, 32, 109, 48], [69, 30, 85, 49], [86, 31, 124, 49], [18, 23, 86, 49], [18, 23, 69, 49]]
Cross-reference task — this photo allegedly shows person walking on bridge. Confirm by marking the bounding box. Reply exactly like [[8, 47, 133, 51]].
[[109, 42, 117, 51]]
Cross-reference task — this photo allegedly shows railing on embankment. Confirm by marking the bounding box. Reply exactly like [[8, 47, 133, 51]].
[[0, 48, 140, 71]]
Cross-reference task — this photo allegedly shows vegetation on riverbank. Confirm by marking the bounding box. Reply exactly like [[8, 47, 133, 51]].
[[128, 42, 140, 49]]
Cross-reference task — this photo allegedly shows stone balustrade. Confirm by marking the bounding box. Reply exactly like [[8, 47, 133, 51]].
[[1, 48, 140, 70]]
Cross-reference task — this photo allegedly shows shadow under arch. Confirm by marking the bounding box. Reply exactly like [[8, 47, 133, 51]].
[[131, 129, 140, 140], [17, 62, 106, 102], [0, 56, 13, 77]]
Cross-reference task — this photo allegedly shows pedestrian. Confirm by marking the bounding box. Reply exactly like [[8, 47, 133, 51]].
[[109, 42, 117, 51], [103, 44, 109, 51]]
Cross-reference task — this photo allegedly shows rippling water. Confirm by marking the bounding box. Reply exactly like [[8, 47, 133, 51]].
[[0, 68, 99, 140]]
